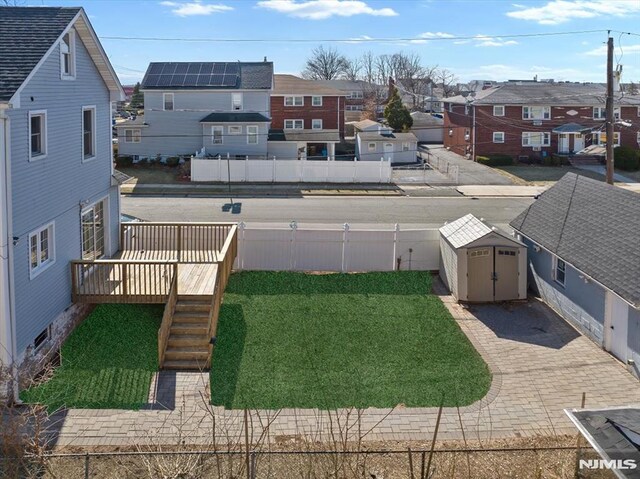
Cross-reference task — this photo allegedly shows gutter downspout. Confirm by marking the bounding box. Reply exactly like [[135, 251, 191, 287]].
[[0, 105, 19, 402], [471, 103, 476, 162]]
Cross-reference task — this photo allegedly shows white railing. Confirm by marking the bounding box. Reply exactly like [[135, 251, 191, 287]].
[[191, 154, 392, 184], [232, 222, 440, 272]]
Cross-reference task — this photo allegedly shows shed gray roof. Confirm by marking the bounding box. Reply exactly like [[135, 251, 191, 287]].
[[200, 112, 270, 123], [566, 407, 640, 479], [141, 62, 273, 90], [445, 82, 640, 106], [510, 173, 640, 308], [440, 213, 521, 248], [358, 131, 417, 142], [0, 6, 81, 101]]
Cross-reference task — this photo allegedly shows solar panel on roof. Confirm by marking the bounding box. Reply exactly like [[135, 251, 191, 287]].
[[162, 63, 177, 75], [183, 74, 198, 86], [200, 63, 214, 75], [196, 75, 210, 86], [209, 74, 224, 86], [157, 75, 173, 87], [222, 74, 237, 87], [144, 74, 161, 87], [175, 64, 189, 74], [212, 63, 226, 74], [187, 64, 201, 74], [225, 63, 239, 75], [149, 64, 164, 74], [171, 74, 186, 86]]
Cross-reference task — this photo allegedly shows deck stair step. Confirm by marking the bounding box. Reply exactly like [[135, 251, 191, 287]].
[[164, 345, 209, 361], [170, 323, 208, 336], [163, 359, 209, 371], [175, 301, 211, 313], [172, 311, 209, 324], [167, 335, 210, 347]]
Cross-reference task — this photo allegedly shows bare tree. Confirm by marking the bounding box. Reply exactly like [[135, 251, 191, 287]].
[[435, 68, 460, 97], [341, 57, 362, 81], [301, 46, 348, 80], [1, 0, 26, 5]]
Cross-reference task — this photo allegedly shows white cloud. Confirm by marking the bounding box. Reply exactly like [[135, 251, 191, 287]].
[[456, 64, 601, 82], [417, 31, 455, 39], [256, 0, 398, 19], [474, 35, 518, 47], [585, 43, 640, 56], [506, 0, 640, 25], [160, 0, 233, 16], [343, 35, 374, 44]]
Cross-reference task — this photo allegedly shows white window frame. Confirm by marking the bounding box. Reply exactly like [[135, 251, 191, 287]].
[[246, 125, 259, 145], [402, 142, 410, 152], [346, 105, 363, 111], [493, 131, 505, 143], [28, 110, 47, 161], [60, 30, 76, 80], [231, 93, 243, 111], [368, 142, 377, 151], [593, 106, 620, 120], [284, 96, 304, 107], [29, 222, 55, 280], [284, 119, 304, 130], [163, 93, 174, 111], [81, 197, 109, 261], [82, 105, 97, 162], [211, 125, 223, 144], [124, 129, 141, 143], [228, 125, 242, 135], [522, 106, 550, 120], [592, 131, 620, 146], [311, 96, 322, 106], [311, 119, 323, 130], [348, 91, 363, 99], [553, 256, 566, 287], [493, 105, 505, 116], [522, 132, 550, 147]]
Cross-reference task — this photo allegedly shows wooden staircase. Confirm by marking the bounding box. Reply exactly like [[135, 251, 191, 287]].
[[163, 296, 212, 370]]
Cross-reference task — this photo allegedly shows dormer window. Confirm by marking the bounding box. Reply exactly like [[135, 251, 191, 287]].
[[60, 30, 76, 79]]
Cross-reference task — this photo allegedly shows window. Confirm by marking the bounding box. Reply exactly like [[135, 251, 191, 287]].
[[346, 105, 363, 111], [347, 91, 363, 99], [29, 111, 47, 160], [284, 119, 304, 129], [82, 200, 106, 261], [284, 96, 304, 106], [311, 96, 323, 106], [554, 257, 566, 286], [493, 105, 505, 116], [368, 142, 376, 151], [231, 93, 243, 111], [211, 126, 223, 144], [34, 326, 50, 351], [29, 222, 55, 279], [522, 106, 550, 120], [493, 132, 505, 143], [593, 107, 620, 120], [247, 125, 258, 144], [82, 106, 96, 160], [402, 142, 410, 151], [522, 132, 550, 147], [592, 132, 620, 146], [60, 30, 75, 79], [311, 119, 323, 130], [228, 125, 242, 135], [163, 93, 174, 111], [124, 129, 141, 143]]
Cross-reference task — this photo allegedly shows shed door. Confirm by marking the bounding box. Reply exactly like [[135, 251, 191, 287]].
[[494, 247, 519, 301], [467, 248, 494, 302], [604, 291, 629, 362]]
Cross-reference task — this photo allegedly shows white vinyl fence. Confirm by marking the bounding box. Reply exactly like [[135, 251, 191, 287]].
[[233, 223, 440, 272], [191, 155, 392, 184]]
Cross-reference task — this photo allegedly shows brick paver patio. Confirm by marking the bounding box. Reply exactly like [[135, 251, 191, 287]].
[[45, 282, 640, 448]]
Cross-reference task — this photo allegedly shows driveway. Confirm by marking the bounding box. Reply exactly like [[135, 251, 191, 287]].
[[45, 280, 640, 448]]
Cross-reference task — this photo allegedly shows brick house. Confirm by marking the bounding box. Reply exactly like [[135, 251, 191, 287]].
[[313, 79, 386, 122], [442, 81, 640, 161], [268, 74, 345, 160]]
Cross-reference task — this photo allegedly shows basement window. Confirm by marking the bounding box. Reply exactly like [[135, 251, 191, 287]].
[[34, 326, 50, 351]]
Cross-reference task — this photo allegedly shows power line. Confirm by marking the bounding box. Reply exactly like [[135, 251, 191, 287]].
[[101, 29, 608, 44]]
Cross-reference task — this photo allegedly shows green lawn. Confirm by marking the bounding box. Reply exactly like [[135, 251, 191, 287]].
[[210, 271, 491, 410], [21, 304, 163, 411]]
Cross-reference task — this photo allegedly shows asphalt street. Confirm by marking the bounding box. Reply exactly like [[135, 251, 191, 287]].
[[122, 195, 533, 228]]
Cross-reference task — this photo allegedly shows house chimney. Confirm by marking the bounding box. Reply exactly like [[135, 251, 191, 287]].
[[264, 56, 267, 62], [534, 75, 538, 82]]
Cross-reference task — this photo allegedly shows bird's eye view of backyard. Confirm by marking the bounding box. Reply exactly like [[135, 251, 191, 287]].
[[21, 271, 491, 412]]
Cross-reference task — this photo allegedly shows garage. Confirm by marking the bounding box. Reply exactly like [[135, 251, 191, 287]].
[[439, 214, 527, 302]]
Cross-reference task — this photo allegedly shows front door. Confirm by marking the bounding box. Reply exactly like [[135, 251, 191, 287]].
[[494, 247, 519, 301], [558, 134, 569, 153], [467, 248, 494, 302], [604, 291, 629, 362], [383, 142, 394, 161], [573, 134, 584, 152]]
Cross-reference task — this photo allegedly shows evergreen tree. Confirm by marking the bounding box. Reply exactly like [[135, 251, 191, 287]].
[[384, 87, 413, 132], [129, 82, 144, 110]]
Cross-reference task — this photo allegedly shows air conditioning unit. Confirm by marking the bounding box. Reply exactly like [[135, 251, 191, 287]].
[[533, 120, 542, 126], [532, 146, 541, 152], [464, 135, 470, 141]]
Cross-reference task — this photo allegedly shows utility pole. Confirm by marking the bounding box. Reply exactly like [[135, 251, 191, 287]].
[[605, 35, 614, 185]]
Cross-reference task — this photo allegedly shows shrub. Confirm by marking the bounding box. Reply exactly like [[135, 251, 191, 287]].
[[165, 156, 180, 167], [178, 160, 191, 179], [115, 155, 133, 168], [614, 146, 640, 171], [476, 154, 513, 166]]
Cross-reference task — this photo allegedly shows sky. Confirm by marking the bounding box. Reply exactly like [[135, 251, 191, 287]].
[[23, 0, 640, 86]]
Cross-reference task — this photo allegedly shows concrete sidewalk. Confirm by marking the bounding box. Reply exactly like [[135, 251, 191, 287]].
[[457, 185, 550, 197]]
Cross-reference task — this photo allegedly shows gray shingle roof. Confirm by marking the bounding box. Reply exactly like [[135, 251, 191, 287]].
[[0, 6, 80, 101], [510, 173, 640, 307], [445, 82, 640, 106], [141, 62, 273, 90], [200, 112, 270, 122], [358, 131, 418, 142], [440, 214, 522, 248]]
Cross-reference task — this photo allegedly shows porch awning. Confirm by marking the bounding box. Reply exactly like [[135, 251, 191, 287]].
[[552, 123, 593, 134]]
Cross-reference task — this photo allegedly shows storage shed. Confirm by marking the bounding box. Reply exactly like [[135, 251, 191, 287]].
[[439, 214, 527, 302]]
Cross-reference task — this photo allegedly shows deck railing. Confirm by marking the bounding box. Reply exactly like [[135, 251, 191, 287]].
[[120, 222, 235, 263], [158, 272, 179, 368], [71, 260, 178, 304]]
